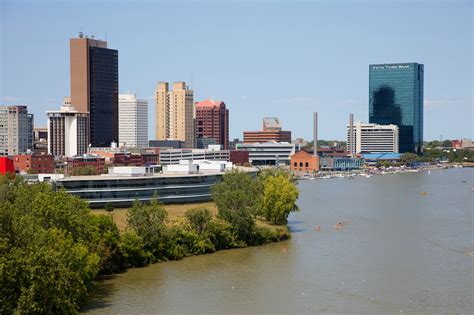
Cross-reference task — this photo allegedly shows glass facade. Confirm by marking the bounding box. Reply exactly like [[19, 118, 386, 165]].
[[89, 46, 119, 147], [54, 174, 222, 208], [369, 63, 424, 153]]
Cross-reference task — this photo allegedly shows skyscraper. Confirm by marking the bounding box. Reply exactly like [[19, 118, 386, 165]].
[[195, 99, 229, 149], [155, 82, 195, 148], [119, 93, 148, 148], [369, 63, 424, 153], [0, 105, 30, 155], [70, 33, 118, 147], [46, 98, 89, 157], [27, 113, 34, 151]]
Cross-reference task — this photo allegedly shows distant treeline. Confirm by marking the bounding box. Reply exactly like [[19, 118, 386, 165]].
[[0, 169, 298, 314]]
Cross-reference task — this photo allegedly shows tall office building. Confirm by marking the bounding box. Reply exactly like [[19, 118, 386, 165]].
[[47, 99, 89, 157], [0, 105, 30, 155], [195, 99, 229, 149], [369, 63, 424, 153], [27, 113, 34, 151], [347, 121, 399, 154], [155, 82, 195, 148], [119, 93, 148, 148], [70, 33, 118, 147]]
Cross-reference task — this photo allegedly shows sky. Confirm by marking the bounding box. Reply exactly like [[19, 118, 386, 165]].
[[1, 0, 472, 141]]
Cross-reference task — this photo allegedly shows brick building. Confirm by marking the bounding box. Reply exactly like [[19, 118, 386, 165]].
[[195, 99, 229, 149], [65, 155, 105, 175], [13, 154, 55, 174], [229, 150, 250, 165], [243, 117, 291, 143], [290, 150, 319, 173]]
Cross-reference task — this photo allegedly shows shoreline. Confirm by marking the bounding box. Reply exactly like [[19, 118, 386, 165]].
[[294, 164, 464, 181]]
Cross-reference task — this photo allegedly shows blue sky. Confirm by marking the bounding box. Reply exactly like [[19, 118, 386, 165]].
[[1, 0, 472, 141]]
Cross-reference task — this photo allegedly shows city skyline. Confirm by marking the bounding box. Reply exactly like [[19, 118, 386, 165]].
[[1, 1, 472, 141]]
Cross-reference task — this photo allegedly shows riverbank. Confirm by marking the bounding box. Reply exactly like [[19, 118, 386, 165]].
[[93, 201, 290, 237]]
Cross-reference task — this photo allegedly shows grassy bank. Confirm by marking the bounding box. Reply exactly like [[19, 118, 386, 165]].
[[93, 202, 290, 239]]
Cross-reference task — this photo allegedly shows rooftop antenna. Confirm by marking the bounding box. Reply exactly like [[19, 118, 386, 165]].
[[191, 71, 194, 90], [105, 32, 107, 41]]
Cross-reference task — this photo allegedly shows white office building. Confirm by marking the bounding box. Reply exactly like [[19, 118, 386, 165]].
[[347, 122, 399, 154], [236, 141, 296, 166], [47, 100, 89, 157], [119, 93, 148, 148], [159, 148, 230, 165]]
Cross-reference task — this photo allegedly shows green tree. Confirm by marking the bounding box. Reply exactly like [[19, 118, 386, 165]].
[[89, 214, 124, 274], [400, 152, 420, 165], [70, 165, 98, 176], [211, 170, 259, 244], [185, 207, 212, 234], [127, 198, 168, 261], [0, 177, 100, 314], [119, 231, 153, 267], [261, 174, 299, 225]]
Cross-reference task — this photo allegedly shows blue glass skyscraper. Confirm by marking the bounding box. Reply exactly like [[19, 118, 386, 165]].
[[369, 63, 424, 153]]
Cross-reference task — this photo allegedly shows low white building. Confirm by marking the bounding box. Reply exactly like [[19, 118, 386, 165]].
[[236, 141, 296, 166], [119, 93, 148, 148], [347, 122, 399, 154], [159, 148, 230, 165]]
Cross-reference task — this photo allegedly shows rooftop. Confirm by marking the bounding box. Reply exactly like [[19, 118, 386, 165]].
[[263, 117, 282, 131], [196, 99, 225, 108]]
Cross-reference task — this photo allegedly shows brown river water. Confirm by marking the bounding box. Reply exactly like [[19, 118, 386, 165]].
[[84, 168, 473, 314]]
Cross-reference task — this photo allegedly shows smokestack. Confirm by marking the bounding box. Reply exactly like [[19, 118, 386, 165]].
[[313, 112, 318, 156], [349, 113, 354, 157]]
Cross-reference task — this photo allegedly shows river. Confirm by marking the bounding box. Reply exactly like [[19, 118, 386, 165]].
[[85, 168, 473, 314]]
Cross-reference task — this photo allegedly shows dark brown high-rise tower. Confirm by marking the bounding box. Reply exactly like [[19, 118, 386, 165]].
[[70, 33, 118, 147]]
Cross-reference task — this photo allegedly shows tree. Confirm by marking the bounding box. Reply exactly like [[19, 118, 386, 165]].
[[211, 170, 259, 244], [89, 214, 124, 274], [400, 152, 420, 165], [0, 177, 101, 313], [261, 174, 299, 225], [70, 165, 97, 176], [127, 198, 168, 261], [185, 207, 212, 235]]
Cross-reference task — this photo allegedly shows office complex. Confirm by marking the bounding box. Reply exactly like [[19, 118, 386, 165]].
[[53, 166, 257, 208], [119, 93, 148, 148], [243, 117, 291, 143], [369, 63, 423, 153], [46, 99, 89, 157], [236, 141, 296, 165], [70, 33, 118, 147], [0, 105, 31, 155], [159, 147, 230, 165], [195, 99, 229, 149], [347, 121, 399, 154], [155, 82, 195, 149]]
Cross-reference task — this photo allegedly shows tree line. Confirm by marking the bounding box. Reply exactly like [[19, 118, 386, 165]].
[[0, 169, 298, 314]]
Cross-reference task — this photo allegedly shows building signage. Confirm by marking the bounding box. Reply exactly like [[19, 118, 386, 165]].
[[372, 64, 411, 70]]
